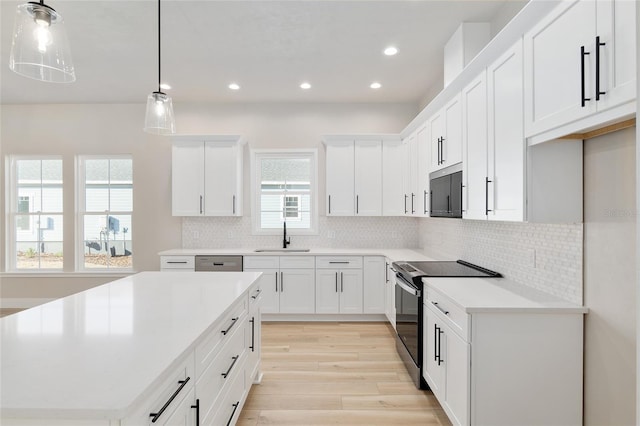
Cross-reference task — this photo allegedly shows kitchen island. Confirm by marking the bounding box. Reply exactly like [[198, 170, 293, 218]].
[[1, 271, 263, 425]]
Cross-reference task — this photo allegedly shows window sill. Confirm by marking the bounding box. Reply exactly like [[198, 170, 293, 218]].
[[1, 271, 137, 278]]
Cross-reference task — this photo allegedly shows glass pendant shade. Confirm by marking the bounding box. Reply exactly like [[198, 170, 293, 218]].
[[144, 92, 175, 135], [9, 2, 75, 83]]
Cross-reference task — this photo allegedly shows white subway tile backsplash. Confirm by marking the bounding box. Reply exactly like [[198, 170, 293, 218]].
[[418, 218, 583, 304]]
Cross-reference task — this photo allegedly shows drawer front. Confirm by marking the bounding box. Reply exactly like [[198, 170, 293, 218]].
[[424, 284, 469, 342], [195, 255, 243, 271], [316, 256, 363, 269], [195, 297, 247, 377], [160, 256, 195, 270], [204, 359, 247, 426], [243, 256, 279, 270], [122, 352, 195, 425], [197, 325, 246, 423], [279, 256, 315, 269]]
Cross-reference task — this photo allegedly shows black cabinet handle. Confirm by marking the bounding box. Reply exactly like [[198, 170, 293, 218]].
[[275, 272, 278, 292], [191, 398, 200, 426], [485, 177, 493, 216], [213, 263, 224, 266], [581, 46, 591, 107], [437, 326, 444, 366], [404, 194, 408, 214], [251, 289, 262, 299], [429, 190, 433, 217], [226, 402, 240, 426], [340, 272, 344, 293], [356, 195, 359, 214], [249, 317, 255, 351], [232, 195, 236, 214], [329, 261, 350, 264], [221, 355, 240, 378], [167, 261, 187, 264], [461, 183, 466, 213], [411, 193, 415, 214], [335, 272, 339, 292], [328, 195, 331, 214], [423, 190, 428, 214], [221, 317, 239, 335], [432, 301, 450, 316], [199, 195, 203, 214], [385, 262, 389, 283], [596, 36, 606, 101], [440, 137, 445, 164], [149, 377, 191, 423], [280, 272, 284, 292], [434, 324, 439, 362], [446, 195, 451, 214]]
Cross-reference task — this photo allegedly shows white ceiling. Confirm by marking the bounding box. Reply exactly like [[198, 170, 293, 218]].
[[0, 0, 526, 105]]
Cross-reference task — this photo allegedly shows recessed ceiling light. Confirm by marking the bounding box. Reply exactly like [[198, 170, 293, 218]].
[[300, 82, 311, 90], [370, 82, 382, 89], [160, 83, 171, 90], [384, 46, 398, 56], [228, 83, 240, 90]]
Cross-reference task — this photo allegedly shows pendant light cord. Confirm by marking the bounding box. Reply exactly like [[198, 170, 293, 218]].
[[157, 0, 161, 93]]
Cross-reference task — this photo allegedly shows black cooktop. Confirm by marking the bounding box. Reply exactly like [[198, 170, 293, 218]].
[[392, 260, 501, 284]]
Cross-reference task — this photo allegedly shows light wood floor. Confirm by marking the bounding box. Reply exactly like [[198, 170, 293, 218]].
[[238, 322, 451, 426]]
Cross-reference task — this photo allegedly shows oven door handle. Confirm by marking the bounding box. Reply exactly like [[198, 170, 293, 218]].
[[395, 275, 421, 297]]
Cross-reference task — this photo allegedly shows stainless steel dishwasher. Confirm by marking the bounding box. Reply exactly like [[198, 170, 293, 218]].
[[194, 255, 243, 271]]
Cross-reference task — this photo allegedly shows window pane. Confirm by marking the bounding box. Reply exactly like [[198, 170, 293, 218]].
[[85, 159, 109, 183], [41, 186, 63, 212], [110, 159, 132, 183], [17, 160, 41, 183], [86, 186, 109, 212], [17, 199, 30, 230], [41, 159, 62, 183], [261, 158, 310, 182], [83, 214, 132, 269], [285, 211, 311, 229], [110, 186, 132, 211], [16, 241, 39, 269]]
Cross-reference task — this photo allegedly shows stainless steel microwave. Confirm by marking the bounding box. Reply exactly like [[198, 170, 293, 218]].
[[429, 163, 462, 218]]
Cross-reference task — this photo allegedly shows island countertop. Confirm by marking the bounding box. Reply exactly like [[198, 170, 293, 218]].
[[0, 271, 262, 419]]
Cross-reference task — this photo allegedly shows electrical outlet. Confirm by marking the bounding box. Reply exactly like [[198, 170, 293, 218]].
[[528, 248, 537, 268], [227, 231, 234, 239], [327, 231, 336, 239], [192, 231, 200, 240]]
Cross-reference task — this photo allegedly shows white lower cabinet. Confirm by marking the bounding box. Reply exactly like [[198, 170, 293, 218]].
[[423, 283, 584, 426], [244, 256, 315, 314], [159, 387, 197, 426], [316, 256, 363, 314], [363, 256, 385, 314]]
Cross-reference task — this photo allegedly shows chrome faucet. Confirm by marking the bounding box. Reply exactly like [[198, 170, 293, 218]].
[[283, 222, 291, 249]]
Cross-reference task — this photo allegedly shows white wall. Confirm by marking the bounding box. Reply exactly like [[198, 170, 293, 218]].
[[583, 127, 636, 425], [0, 101, 417, 299]]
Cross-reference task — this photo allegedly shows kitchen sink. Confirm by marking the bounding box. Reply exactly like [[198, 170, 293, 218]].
[[254, 248, 311, 252]]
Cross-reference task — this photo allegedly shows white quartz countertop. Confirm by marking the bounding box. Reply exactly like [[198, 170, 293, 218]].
[[159, 248, 435, 263], [0, 271, 262, 419], [423, 277, 588, 314]]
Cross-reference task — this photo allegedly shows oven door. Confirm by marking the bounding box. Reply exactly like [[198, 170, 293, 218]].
[[395, 274, 421, 365]]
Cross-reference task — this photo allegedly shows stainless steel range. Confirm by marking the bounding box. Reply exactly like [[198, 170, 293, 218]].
[[391, 260, 501, 389]]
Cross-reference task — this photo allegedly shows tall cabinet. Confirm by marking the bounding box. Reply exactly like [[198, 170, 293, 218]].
[[171, 135, 244, 216]]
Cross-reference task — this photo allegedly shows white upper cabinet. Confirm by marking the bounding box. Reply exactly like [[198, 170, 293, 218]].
[[402, 132, 418, 216], [462, 71, 489, 221], [382, 139, 405, 216], [325, 138, 382, 216], [430, 94, 463, 172], [354, 141, 383, 216], [416, 125, 431, 217], [524, 0, 636, 140], [488, 40, 525, 222], [172, 136, 244, 216], [463, 40, 526, 222]]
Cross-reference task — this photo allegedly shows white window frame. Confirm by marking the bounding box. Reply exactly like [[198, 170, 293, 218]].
[[5, 155, 64, 272], [250, 149, 318, 235], [76, 155, 133, 272]]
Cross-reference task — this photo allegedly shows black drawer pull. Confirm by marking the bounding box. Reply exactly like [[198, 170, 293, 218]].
[[213, 262, 225, 266], [226, 402, 240, 426], [221, 317, 239, 335], [191, 398, 200, 426], [432, 301, 449, 316], [250, 317, 255, 351], [221, 355, 239, 378], [251, 289, 262, 299], [329, 261, 350, 264], [149, 376, 191, 423], [166, 261, 188, 264]]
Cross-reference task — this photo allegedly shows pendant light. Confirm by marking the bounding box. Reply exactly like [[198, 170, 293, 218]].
[[144, 0, 175, 135], [9, 0, 75, 83]]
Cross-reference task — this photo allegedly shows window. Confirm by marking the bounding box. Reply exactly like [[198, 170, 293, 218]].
[[251, 150, 317, 234], [8, 157, 64, 270], [78, 156, 133, 270]]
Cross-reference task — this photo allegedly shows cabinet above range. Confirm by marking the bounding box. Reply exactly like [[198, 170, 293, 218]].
[[171, 135, 245, 217]]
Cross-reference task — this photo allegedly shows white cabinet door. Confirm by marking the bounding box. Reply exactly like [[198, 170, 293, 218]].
[[423, 306, 445, 398], [595, 0, 636, 111], [382, 140, 406, 216], [279, 269, 315, 313], [363, 256, 385, 314], [315, 269, 340, 314], [339, 269, 363, 314], [159, 388, 196, 426], [245, 269, 279, 314], [488, 40, 525, 222], [172, 141, 205, 216], [326, 141, 355, 216], [524, 0, 597, 136], [204, 141, 241, 216], [406, 134, 419, 216], [442, 325, 470, 426], [354, 140, 382, 216], [443, 94, 463, 167], [429, 111, 444, 171], [416, 124, 431, 216], [462, 72, 488, 221]]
